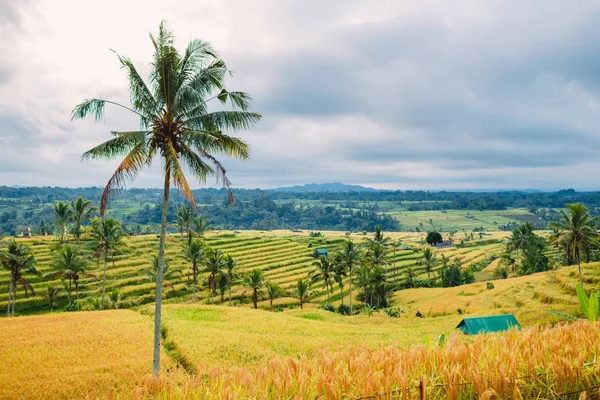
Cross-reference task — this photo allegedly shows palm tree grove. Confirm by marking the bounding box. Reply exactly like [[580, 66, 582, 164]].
[[3, 5, 600, 399]]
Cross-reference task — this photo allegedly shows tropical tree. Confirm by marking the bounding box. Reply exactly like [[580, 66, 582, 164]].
[[53, 201, 71, 243], [266, 281, 282, 311], [191, 214, 211, 238], [39, 220, 50, 236], [203, 248, 226, 304], [70, 197, 97, 243], [176, 206, 194, 242], [366, 226, 390, 249], [293, 278, 311, 309], [88, 217, 126, 309], [46, 245, 96, 310], [223, 254, 239, 306], [333, 254, 347, 306], [72, 22, 260, 376], [141, 255, 182, 290], [420, 247, 438, 279], [243, 269, 264, 309], [337, 240, 362, 315], [41, 286, 63, 313], [309, 256, 335, 303], [507, 222, 534, 263], [181, 238, 207, 303], [549, 203, 600, 286], [1, 240, 38, 317]]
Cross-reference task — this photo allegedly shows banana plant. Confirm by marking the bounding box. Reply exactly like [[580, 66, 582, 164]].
[[577, 283, 599, 323], [547, 284, 599, 323]]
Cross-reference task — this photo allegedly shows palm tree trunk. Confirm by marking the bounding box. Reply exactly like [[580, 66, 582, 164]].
[[211, 277, 215, 305], [11, 284, 16, 317], [152, 172, 170, 377], [229, 287, 232, 306], [192, 266, 197, 304], [75, 280, 80, 311], [349, 267, 353, 315], [577, 256, 584, 287], [340, 285, 344, 306], [6, 277, 12, 317], [101, 250, 108, 311], [253, 288, 257, 309], [327, 283, 330, 303]]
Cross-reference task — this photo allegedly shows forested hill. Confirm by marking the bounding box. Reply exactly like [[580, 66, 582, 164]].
[[1, 186, 599, 235]]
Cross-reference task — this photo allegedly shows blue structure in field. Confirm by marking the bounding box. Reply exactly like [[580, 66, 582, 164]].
[[313, 249, 328, 258], [456, 314, 520, 335]]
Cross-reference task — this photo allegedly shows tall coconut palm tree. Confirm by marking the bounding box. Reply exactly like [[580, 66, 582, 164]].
[[293, 278, 311, 309], [72, 22, 260, 375], [420, 247, 438, 279], [549, 203, 600, 286], [180, 238, 206, 303], [53, 201, 71, 244], [1, 240, 38, 317], [223, 254, 239, 306], [243, 268, 264, 309], [88, 217, 126, 309], [70, 197, 97, 243], [309, 256, 335, 303], [337, 240, 362, 315], [203, 248, 226, 305], [266, 281, 282, 311], [46, 245, 96, 310]]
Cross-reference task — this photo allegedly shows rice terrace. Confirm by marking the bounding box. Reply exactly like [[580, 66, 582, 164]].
[[3, 2, 600, 400]]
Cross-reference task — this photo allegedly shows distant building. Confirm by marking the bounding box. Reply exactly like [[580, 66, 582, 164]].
[[456, 314, 521, 335], [313, 249, 328, 258]]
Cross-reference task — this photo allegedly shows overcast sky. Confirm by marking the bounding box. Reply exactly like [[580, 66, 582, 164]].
[[1, 1, 600, 190]]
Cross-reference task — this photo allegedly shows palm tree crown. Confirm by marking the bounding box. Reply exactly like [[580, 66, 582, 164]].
[[72, 22, 260, 214], [549, 203, 599, 286], [70, 197, 97, 243]]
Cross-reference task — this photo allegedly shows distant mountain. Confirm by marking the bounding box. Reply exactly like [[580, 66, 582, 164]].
[[271, 182, 379, 193]]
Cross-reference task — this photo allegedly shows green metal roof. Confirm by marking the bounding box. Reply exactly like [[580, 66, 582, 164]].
[[314, 249, 328, 255], [456, 314, 520, 335]]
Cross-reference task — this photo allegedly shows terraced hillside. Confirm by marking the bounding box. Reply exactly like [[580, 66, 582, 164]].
[[0, 230, 511, 315]]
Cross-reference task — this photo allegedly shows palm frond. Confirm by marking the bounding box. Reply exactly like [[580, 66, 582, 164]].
[[81, 131, 148, 161], [185, 111, 261, 133], [71, 99, 150, 122], [217, 90, 253, 111], [175, 59, 227, 115], [112, 50, 162, 123], [99, 141, 149, 216], [163, 142, 196, 208]]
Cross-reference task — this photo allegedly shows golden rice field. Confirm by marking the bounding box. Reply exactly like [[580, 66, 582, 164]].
[[0, 230, 511, 315], [0, 310, 173, 399], [1, 262, 599, 399], [135, 320, 600, 399]]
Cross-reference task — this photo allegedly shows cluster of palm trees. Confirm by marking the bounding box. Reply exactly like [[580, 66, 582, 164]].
[[308, 226, 396, 314], [52, 198, 97, 243], [0, 214, 126, 315]]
